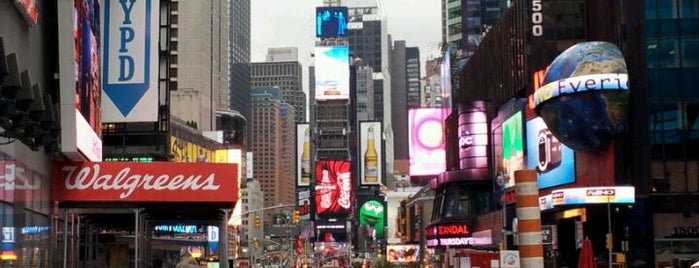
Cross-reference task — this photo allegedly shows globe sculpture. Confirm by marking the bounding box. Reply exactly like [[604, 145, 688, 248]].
[[533, 41, 629, 154]]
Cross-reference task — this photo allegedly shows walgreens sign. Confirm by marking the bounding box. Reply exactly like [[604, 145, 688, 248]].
[[52, 162, 239, 203]]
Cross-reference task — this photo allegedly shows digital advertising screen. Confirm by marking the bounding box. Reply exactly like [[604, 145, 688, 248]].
[[499, 111, 524, 189], [314, 46, 350, 100], [58, 0, 102, 161], [315, 6, 348, 38], [297, 123, 311, 187], [440, 47, 452, 113], [408, 108, 446, 177], [358, 199, 385, 239], [102, 0, 159, 122], [386, 245, 420, 263], [526, 117, 575, 188], [314, 160, 351, 217], [298, 189, 311, 221], [359, 121, 382, 185]]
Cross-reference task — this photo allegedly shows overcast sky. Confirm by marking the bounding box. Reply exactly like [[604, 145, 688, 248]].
[[250, 0, 442, 92]]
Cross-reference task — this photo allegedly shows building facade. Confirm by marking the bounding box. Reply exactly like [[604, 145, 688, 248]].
[[229, 0, 252, 149], [390, 41, 420, 167], [250, 87, 296, 222], [170, 0, 229, 131], [240, 178, 265, 261], [250, 55, 306, 123], [405, 0, 691, 267]]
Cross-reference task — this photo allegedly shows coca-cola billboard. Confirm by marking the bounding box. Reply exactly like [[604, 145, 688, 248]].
[[314, 160, 351, 216], [52, 162, 239, 203]]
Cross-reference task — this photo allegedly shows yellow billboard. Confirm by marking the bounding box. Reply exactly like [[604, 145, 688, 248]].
[[170, 136, 215, 163]]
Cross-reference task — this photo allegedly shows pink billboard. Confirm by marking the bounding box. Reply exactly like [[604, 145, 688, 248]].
[[408, 108, 446, 177]]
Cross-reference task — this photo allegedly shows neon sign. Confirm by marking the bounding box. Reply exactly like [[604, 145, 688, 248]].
[[426, 224, 469, 237]]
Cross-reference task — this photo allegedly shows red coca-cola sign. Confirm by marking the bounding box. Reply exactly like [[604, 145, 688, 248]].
[[52, 161, 239, 203], [314, 160, 351, 216]]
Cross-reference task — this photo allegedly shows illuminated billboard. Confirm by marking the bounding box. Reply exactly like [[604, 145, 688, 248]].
[[440, 47, 452, 113], [296, 123, 311, 187], [170, 136, 214, 163], [526, 117, 575, 188], [359, 121, 382, 185], [314, 160, 351, 217], [386, 245, 420, 263], [408, 108, 446, 177], [298, 189, 311, 221], [58, 0, 102, 161], [358, 200, 385, 239], [499, 111, 524, 189], [457, 101, 488, 175], [314, 46, 349, 100], [102, 0, 159, 122], [316, 6, 348, 38]]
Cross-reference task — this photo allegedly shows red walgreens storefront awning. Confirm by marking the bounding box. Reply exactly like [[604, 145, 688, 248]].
[[52, 161, 239, 203]]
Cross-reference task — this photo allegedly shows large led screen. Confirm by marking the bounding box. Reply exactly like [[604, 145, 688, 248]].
[[526, 117, 575, 188], [101, 0, 159, 122], [386, 245, 420, 263], [314, 160, 351, 217], [359, 121, 382, 185], [296, 123, 311, 187], [440, 47, 452, 112], [314, 46, 349, 100], [58, 0, 102, 161], [315, 6, 348, 38], [499, 111, 524, 189], [408, 108, 446, 177]]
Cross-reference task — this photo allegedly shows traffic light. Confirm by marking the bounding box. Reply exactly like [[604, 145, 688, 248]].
[[254, 215, 261, 228], [292, 210, 300, 224], [605, 233, 613, 250]]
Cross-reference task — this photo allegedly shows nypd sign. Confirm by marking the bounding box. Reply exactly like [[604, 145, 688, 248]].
[[102, 0, 159, 122]]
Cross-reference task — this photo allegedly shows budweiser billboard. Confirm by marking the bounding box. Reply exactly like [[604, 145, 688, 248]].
[[52, 162, 239, 203]]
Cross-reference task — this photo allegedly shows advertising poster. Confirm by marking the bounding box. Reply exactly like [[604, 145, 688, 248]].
[[358, 199, 385, 240], [526, 117, 575, 188], [101, 0, 159, 122], [296, 123, 311, 187], [408, 108, 446, 177], [386, 245, 420, 263], [314, 160, 351, 217], [58, 0, 103, 161], [500, 111, 524, 189], [298, 189, 311, 221], [314, 46, 350, 100], [315, 6, 348, 38], [359, 121, 382, 185]]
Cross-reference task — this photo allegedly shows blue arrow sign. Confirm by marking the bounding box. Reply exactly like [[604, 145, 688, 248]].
[[102, 0, 153, 116]]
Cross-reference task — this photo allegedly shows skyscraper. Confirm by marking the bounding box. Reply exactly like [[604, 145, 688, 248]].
[[251, 48, 306, 122], [250, 87, 296, 222], [229, 0, 252, 147], [170, 0, 230, 131], [345, 0, 394, 181], [442, 0, 510, 58], [390, 41, 420, 187]]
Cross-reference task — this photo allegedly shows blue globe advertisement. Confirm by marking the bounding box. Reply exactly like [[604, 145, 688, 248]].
[[533, 41, 629, 154], [526, 117, 575, 189]]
